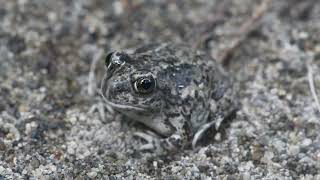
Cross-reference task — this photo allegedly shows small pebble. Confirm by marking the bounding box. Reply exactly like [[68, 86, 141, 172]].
[[0, 140, 6, 151]]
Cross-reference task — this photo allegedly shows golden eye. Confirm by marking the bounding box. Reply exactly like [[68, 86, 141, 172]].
[[134, 76, 156, 94]]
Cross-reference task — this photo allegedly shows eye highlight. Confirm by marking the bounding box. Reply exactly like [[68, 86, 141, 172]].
[[133, 76, 156, 94]]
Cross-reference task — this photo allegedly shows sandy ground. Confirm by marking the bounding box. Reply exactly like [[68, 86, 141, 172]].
[[0, 0, 320, 179]]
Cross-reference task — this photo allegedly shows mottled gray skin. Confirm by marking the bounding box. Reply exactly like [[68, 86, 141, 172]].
[[101, 43, 237, 152]]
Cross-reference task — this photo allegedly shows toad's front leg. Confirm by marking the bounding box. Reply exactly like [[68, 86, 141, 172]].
[[134, 114, 191, 153]]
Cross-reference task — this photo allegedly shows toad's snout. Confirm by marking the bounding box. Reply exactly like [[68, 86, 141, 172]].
[[101, 76, 131, 100], [109, 81, 130, 94]]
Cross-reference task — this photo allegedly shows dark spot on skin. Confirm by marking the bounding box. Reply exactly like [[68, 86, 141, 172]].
[[168, 136, 182, 148], [165, 97, 180, 106], [166, 112, 180, 118], [211, 81, 226, 100], [148, 98, 156, 104], [195, 90, 199, 98], [181, 106, 188, 115], [182, 122, 191, 137], [118, 53, 131, 62], [131, 99, 138, 105], [162, 117, 176, 133], [181, 97, 192, 106], [205, 75, 210, 83]]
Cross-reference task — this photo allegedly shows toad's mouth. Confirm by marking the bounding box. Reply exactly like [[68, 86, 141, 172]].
[[103, 99, 151, 113]]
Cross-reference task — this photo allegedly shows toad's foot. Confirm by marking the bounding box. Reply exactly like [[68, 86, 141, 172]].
[[192, 115, 224, 149], [134, 131, 162, 151], [88, 99, 115, 123], [134, 131, 186, 153]]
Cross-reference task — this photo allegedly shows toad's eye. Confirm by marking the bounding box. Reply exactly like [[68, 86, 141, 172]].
[[133, 76, 156, 94]]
